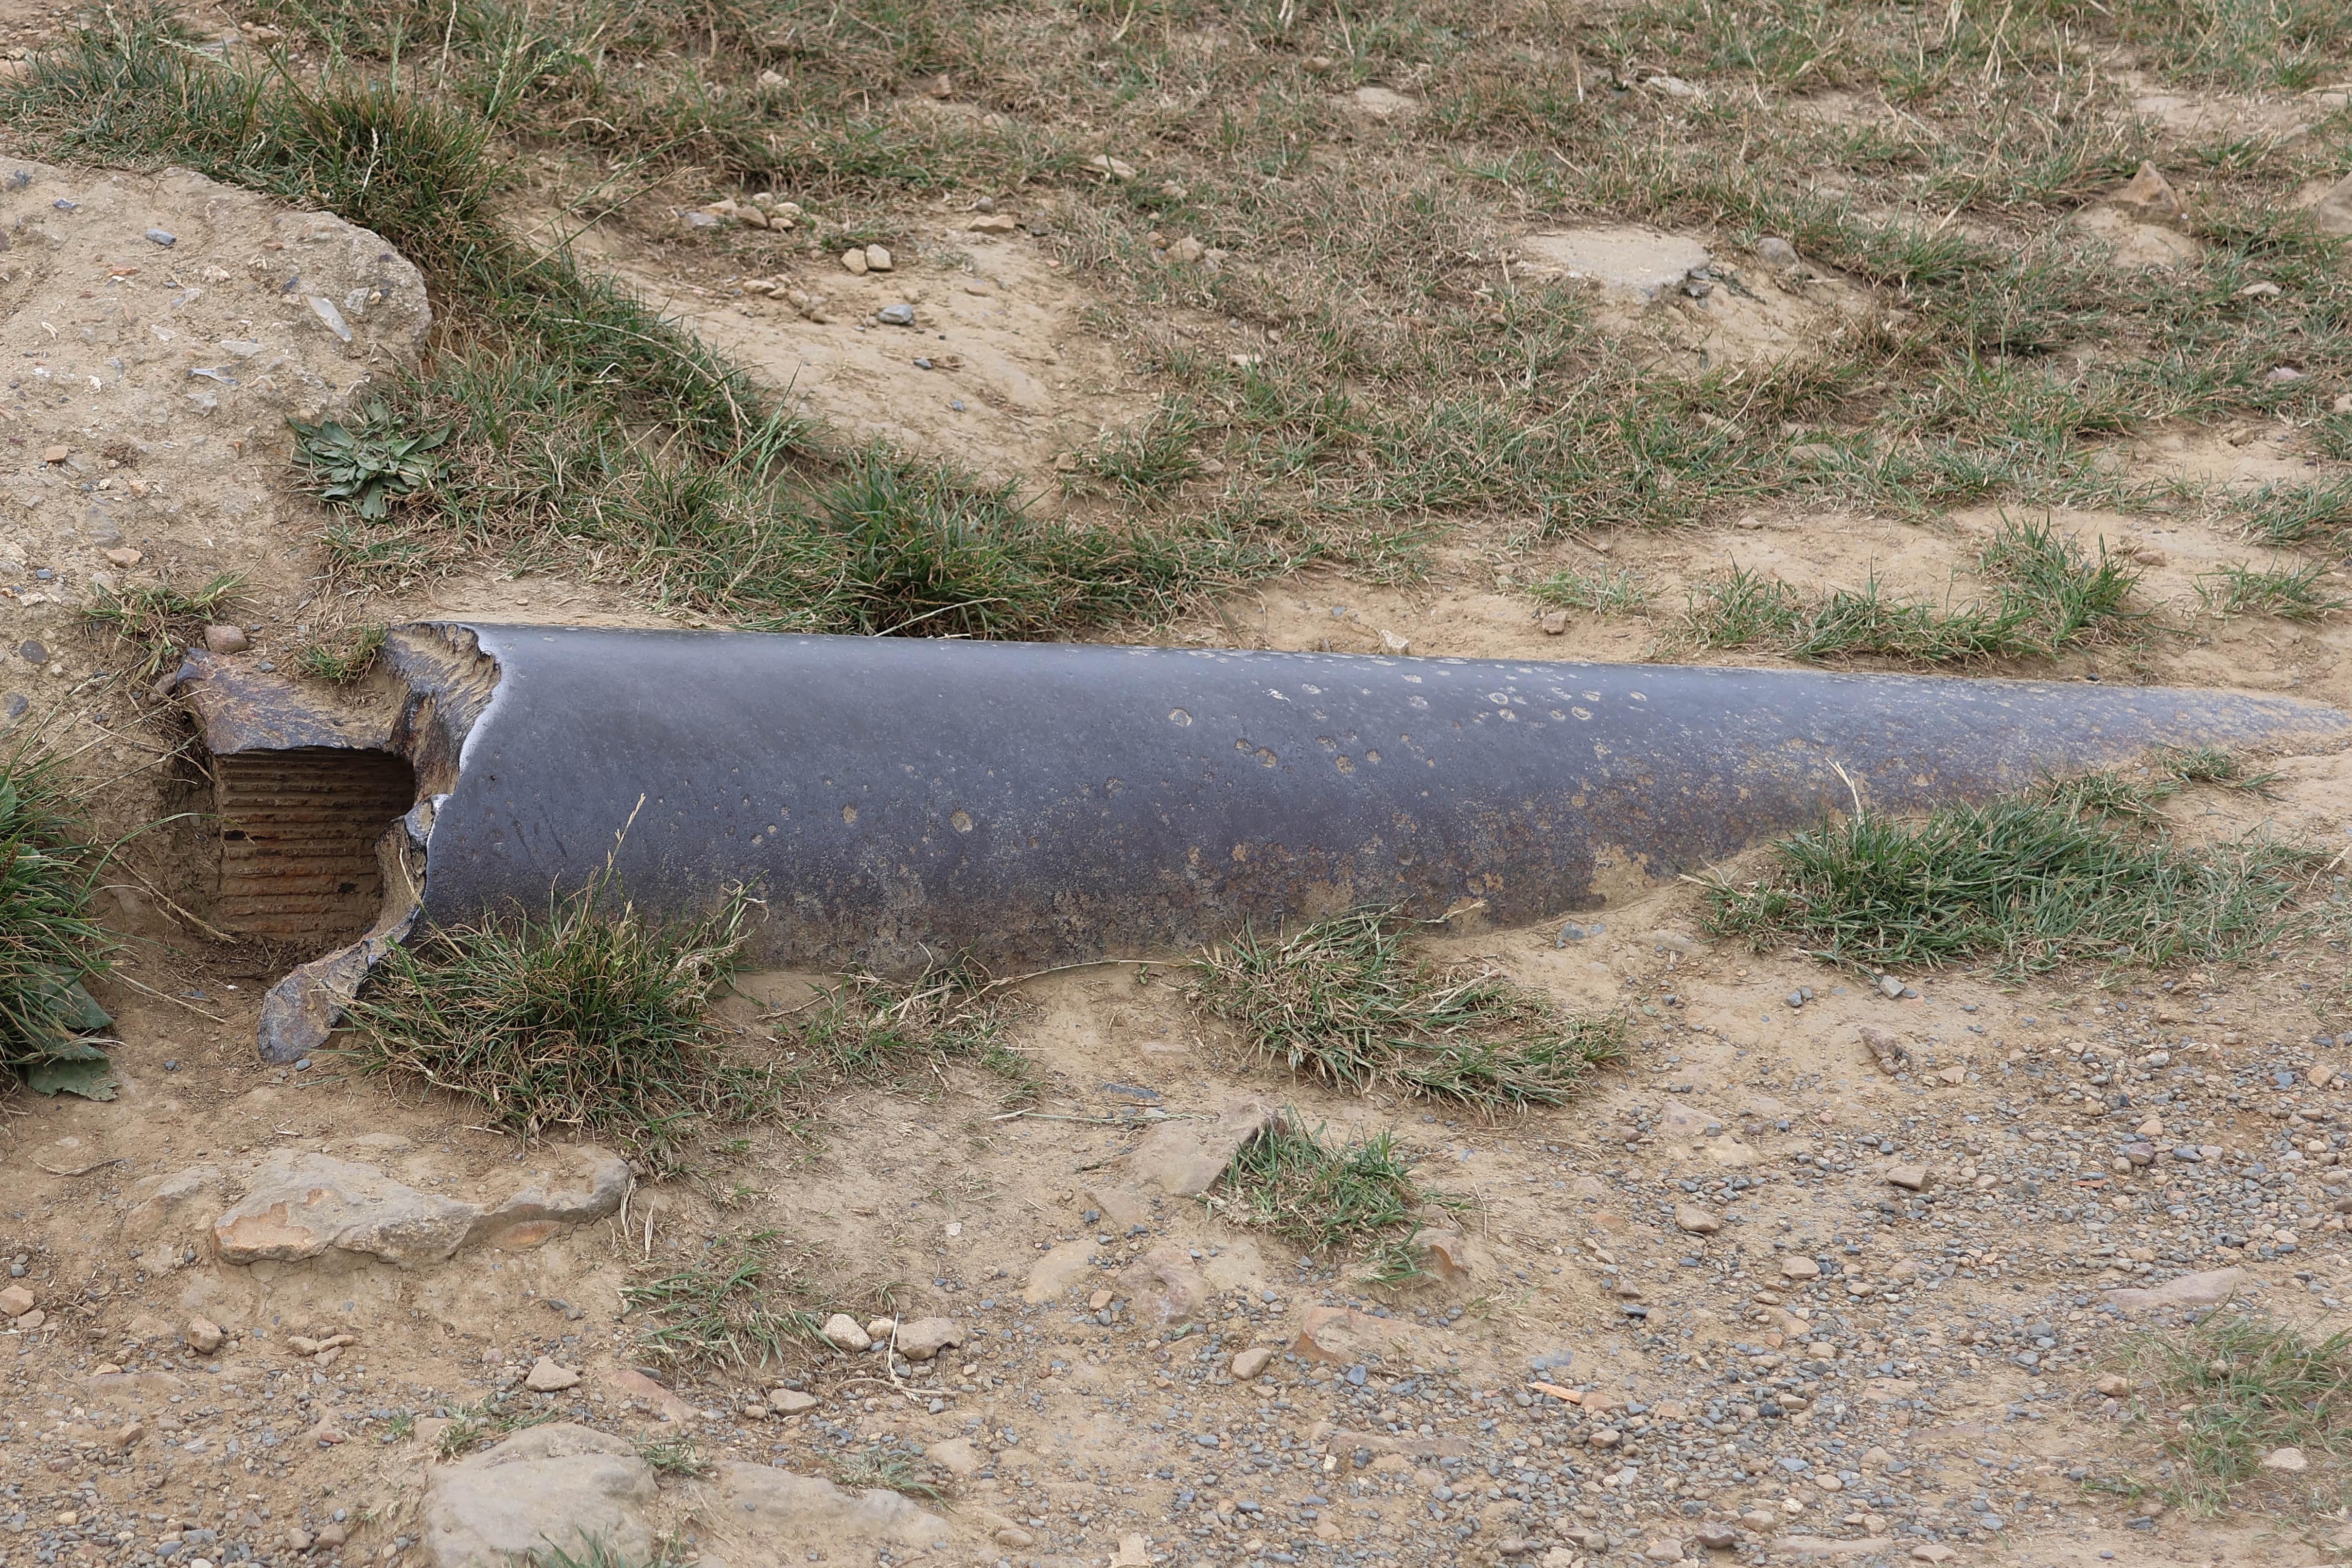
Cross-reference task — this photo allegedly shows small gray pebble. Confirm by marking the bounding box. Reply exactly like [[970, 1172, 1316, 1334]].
[[877, 302, 915, 326], [146, 227, 177, 247]]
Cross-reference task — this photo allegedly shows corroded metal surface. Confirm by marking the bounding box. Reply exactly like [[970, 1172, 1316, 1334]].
[[410, 626, 2348, 971], [175, 651, 393, 755], [180, 623, 2347, 1061]]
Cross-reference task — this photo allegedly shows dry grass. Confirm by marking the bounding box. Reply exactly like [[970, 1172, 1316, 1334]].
[[1190, 910, 1624, 1110], [2123, 1311, 2352, 1516], [1209, 1117, 1470, 1282], [342, 880, 773, 1170], [1704, 771, 2326, 976]]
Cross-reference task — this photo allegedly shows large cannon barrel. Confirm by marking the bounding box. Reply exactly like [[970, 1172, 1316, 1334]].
[[170, 622, 2349, 1061]]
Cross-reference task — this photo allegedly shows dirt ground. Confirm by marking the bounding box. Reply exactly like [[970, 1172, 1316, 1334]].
[[2, 3, 2352, 1568]]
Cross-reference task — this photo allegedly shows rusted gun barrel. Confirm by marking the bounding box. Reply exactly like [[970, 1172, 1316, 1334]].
[[170, 623, 2347, 1060]]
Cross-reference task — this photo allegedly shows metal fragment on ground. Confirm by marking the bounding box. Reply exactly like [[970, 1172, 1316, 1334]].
[[168, 623, 2349, 1061]]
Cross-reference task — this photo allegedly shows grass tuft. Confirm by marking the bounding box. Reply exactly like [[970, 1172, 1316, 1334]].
[[2197, 560, 2347, 622], [2124, 1312, 2352, 1516], [0, 745, 116, 1099], [1210, 1117, 1467, 1277], [782, 966, 1037, 1100], [1704, 772, 2324, 976], [343, 879, 769, 1171], [83, 573, 243, 682], [1683, 518, 2140, 663], [1530, 565, 1656, 617], [2235, 478, 2352, 545], [831, 1449, 944, 1500], [620, 1230, 827, 1371], [2160, 746, 2280, 793], [1072, 398, 1209, 499], [294, 624, 390, 685], [635, 1439, 713, 1479], [433, 1394, 554, 1462], [1190, 910, 1623, 1110]]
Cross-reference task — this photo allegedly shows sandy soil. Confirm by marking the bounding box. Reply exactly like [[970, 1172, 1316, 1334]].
[[0, 20, 2348, 1568]]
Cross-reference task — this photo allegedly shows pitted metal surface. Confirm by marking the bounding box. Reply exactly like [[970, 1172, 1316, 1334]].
[[414, 627, 2347, 970], [175, 623, 2347, 1061]]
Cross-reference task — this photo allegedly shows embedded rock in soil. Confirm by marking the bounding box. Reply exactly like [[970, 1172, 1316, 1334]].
[[1292, 1305, 1463, 1368], [1123, 1100, 1282, 1196], [1022, 1238, 1095, 1304], [211, 1147, 631, 1266], [693, 1462, 958, 1565], [1513, 228, 1712, 304], [2106, 1266, 2249, 1311], [423, 1425, 656, 1568], [466, 1146, 630, 1247], [2310, 169, 2352, 235], [1119, 1244, 1208, 1328], [894, 1316, 964, 1360], [211, 1151, 481, 1268], [124, 1165, 229, 1242], [925, 1437, 983, 1476]]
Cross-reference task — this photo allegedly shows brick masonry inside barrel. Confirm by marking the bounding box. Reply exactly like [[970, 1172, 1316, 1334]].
[[211, 748, 418, 947]]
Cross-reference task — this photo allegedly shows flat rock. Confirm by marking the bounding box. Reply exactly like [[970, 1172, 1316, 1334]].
[[925, 1437, 983, 1476], [2316, 170, 2352, 236], [1231, 1346, 1275, 1380], [693, 1462, 956, 1564], [894, 1317, 963, 1360], [1349, 85, 1421, 120], [1119, 1244, 1208, 1328], [1023, 1239, 1096, 1304], [769, 1388, 818, 1416], [423, 1424, 655, 1568], [212, 1152, 481, 1268], [1884, 1164, 1929, 1191], [1515, 228, 1711, 305], [1673, 1204, 1722, 1234], [1309, 1424, 1471, 1459], [468, 1147, 629, 1244], [2071, 203, 2201, 267], [1081, 1181, 1152, 1232], [525, 1357, 580, 1392], [1292, 1306, 1462, 1369], [819, 1312, 871, 1351], [2106, 1266, 2248, 1312], [1768, 1538, 1897, 1560], [602, 1367, 694, 1423], [1123, 1101, 1282, 1196], [1781, 1256, 1822, 1280], [124, 1165, 228, 1240], [2263, 1445, 2308, 1471]]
